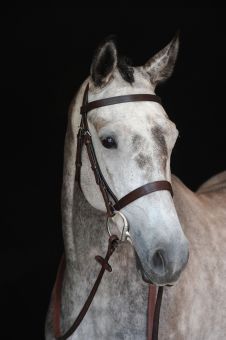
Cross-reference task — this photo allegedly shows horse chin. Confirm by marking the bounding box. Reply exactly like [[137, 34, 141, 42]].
[[135, 251, 175, 287], [141, 268, 175, 287], [141, 270, 154, 285]]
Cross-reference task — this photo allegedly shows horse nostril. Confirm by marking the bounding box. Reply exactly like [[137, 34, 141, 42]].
[[151, 249, 166, 275]]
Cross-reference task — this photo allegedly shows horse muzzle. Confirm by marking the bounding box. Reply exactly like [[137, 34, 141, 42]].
[[135, 238, 189, 286]]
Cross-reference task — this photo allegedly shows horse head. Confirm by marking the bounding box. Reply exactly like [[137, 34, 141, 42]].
[[78, 35, 189, 286]]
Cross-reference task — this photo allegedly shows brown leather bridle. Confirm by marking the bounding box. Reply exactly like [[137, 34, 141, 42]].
[[53, 83, 173, 340], [75, 83, 173, 216]]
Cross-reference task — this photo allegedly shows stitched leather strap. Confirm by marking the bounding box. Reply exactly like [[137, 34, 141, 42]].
[[75, 84, 118, 216], [152, 287, 163, 340], [80, 94, 162, 114], [147, 285, 157, 340], [83, 133, 118, 216], [146, 286, 164, 340], [54, 235, 119, 340], [114, 181, 173, 211], [53, 251, 164, 340], [53, 255, 66, 338]]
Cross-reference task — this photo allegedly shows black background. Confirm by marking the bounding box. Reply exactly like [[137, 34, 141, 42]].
[[1, 7, 226, 340]]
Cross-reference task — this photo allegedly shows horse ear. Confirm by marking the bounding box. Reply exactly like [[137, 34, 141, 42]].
[[144, 32, 179, 87], [90, 37, 118, 87]]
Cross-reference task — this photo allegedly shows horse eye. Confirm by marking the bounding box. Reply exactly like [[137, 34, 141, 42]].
[[101, 136, 117, 149]]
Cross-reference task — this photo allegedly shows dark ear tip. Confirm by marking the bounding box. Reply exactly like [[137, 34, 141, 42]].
[[91, 35, 118, 67], [104, 34, 117, 43], [97, 34, 118, 50], [90, 35, 118, 87]]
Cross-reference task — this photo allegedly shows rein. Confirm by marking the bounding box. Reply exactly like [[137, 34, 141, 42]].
[[53, 83, 173, 340]]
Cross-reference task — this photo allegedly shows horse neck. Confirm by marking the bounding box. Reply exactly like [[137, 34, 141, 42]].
[[171, 174, 201, 233], [71, 184, 107, 261]]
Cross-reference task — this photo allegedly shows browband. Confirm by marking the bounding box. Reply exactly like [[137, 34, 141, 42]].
[[80, 93, 162, 114]]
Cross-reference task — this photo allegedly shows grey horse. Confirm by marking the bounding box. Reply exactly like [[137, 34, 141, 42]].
[[45, 35, 226, 339]]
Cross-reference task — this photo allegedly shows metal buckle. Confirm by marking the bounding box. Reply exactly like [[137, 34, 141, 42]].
[[83, 130, 91, 137], [106, 211, 130, 242]]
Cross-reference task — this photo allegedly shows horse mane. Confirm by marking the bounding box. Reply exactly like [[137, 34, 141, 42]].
[[197, 171, 226, 194]]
